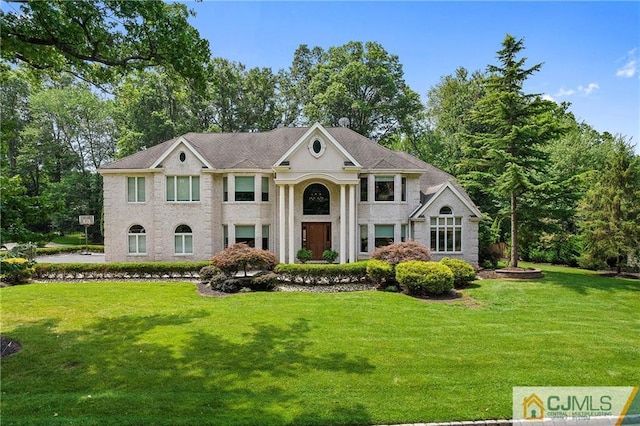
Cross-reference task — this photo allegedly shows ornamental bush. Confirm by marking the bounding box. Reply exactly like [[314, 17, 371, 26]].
[[199, 265, 223, 283], [296, 248, 312, 263], [396, 261, 453, 296], [274, 262, 368, 285], [371, 241, 431, 266], [210, 243, 278, 276], [366, 259, 393, 286], [440, 257, 476, 288], [1, 257, 35, 284], [322, 249, 339, 263]]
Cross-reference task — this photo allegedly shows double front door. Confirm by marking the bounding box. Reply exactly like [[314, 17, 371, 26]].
[[302, 222, 331, 260]]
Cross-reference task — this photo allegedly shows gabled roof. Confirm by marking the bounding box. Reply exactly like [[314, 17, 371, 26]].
[[100, 125, 426, 172]]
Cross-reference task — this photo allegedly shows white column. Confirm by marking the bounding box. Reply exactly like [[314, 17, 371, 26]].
[[340, 184, 346, 264], [348, 184, 356, 263], [288, 184, 295, 264], [279, 184, 286, 263]]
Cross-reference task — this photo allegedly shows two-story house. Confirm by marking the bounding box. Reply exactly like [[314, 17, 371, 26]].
[[98, 123, 482, 264]]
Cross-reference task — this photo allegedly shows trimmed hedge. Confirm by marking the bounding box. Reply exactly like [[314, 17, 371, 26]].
[[36, 245, 105, 255], [33, 261, 209, 280], [274, 262, 369, 285], [366, 259, 393, 286], [396, 261, 454, 296], [1, 257, 35, 284]]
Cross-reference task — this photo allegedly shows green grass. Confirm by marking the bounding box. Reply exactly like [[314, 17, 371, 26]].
[[51, 233, 87, 246], [1, 264, 638, 425]]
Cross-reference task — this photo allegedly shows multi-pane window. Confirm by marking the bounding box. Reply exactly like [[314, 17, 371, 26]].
[[303, 184, 330, 215], [174, 224, 193, 255], [128, 225, 146, 255], [127, 177, 145, 203], [262, 177, 269, 202], [360, 177, 368, 202], [262, 225, 269, 250], [235, 225, 255, 247], [374, 224, 394, 247], [223, 177, 228, 202], [223, 225, 229, 249], [360, 224, 368, 252], [374, 176, 394, 201], [166, 176, 200, 202], [430, 206, 462, 252], [401, 177, 407, 202], [235, 176, 255, 201]]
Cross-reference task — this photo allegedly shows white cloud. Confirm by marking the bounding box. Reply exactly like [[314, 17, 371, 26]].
[[578, 83, 600, 95], [554, 88, 575, 97], [616, 48, 638, 78], [542, 94, 554, 102]]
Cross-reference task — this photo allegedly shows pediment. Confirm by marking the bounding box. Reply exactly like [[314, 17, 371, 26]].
[[150, 137, 213, 170], [274, 123, 361, 173]]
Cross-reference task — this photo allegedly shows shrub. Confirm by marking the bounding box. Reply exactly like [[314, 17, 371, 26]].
[[396, 261, 453, 296], [440, 258, 476, 288], [1, 257, 35, 284], [32, 261, 208, 280], [275, 262, 368, 286], [5, 243, 38, 261], [199, 265, 223, 283], [209, 273, 240, 293], [211, 243, 278, 276], [251, 271, 280, 290], [366, 259, 393, 286], [296, 248, 313, 263], [371, 241, 431, 266], [322, 249, 339, 263]]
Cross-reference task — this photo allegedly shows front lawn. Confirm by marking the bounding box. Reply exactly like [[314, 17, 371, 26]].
[[1, 264, 638, 425]]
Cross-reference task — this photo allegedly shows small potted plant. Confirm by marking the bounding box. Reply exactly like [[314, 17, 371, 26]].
[[322, 249, 339, 264], [296, 248, 313, 263]]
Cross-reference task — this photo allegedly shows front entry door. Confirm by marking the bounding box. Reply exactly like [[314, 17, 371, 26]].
[[302, 222, 331, 260]]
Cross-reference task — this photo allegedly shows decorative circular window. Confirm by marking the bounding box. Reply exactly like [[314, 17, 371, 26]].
[[308, 138, 325, 158], [179, 152, 186, 162]]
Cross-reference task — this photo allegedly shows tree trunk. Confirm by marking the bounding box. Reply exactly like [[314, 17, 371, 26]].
[[510, 191, 518, 268]]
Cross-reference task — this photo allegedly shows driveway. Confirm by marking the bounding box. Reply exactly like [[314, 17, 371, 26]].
[[35, 253, 106, 263]]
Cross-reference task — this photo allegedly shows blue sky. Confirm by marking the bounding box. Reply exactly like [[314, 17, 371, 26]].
[[186, 1, 639, 153]]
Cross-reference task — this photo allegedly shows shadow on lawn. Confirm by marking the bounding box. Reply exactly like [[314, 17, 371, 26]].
[[2, 313, 375, 425], [543, 268, 640, 295]]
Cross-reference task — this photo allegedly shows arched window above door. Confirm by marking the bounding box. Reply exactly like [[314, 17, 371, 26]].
[[303, 183, 330, 215]]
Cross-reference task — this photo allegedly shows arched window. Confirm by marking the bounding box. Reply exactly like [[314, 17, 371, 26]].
[[430, 207, 462, 253], [303, 184, 330, 215], [439, 206, 453, 215], [128, 225, 146, 255], [174, 224, 193, 254]]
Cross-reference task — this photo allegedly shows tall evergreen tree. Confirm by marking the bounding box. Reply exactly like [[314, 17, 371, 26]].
[[578, 137, 640, 273], [460, 34, 562, 267]]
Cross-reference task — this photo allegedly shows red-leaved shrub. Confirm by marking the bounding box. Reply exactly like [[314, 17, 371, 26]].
[[371, 241, 431, 266], [210, 243, 278, 276]]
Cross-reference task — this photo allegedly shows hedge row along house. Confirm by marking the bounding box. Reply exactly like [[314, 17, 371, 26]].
[[98, 123, 482, 264]]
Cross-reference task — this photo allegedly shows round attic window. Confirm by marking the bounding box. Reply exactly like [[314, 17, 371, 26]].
[[179, 152, 186, 162], [308, 138, 325, 158]]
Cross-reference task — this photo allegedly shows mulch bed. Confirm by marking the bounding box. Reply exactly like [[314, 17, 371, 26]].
[[0, 336, 22, 358]]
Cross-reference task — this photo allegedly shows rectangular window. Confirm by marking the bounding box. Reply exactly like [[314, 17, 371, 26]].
[[262, 177, 269, 202], [174, 235, 193, 254], [128, 235, 146, 254], [235, 225, 255, 248], [223, 177, 228, 202], [374, 224, 394, 247], [127, 177, 145, 203], [223, 225, 228, 249], [235, 176, 255, 201], [262, 225, 269, 250], [401, 177, 407, 202], [430, 217, 463, 253], [166, 176, 200, 202], [360, 177, 368, 202], [360, 225, 368, 252], [375, 176, 394, 201], [401, 224, 408, 242]]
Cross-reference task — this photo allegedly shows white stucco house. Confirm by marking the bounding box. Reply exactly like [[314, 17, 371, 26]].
[[98, 123, 482, 264]]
